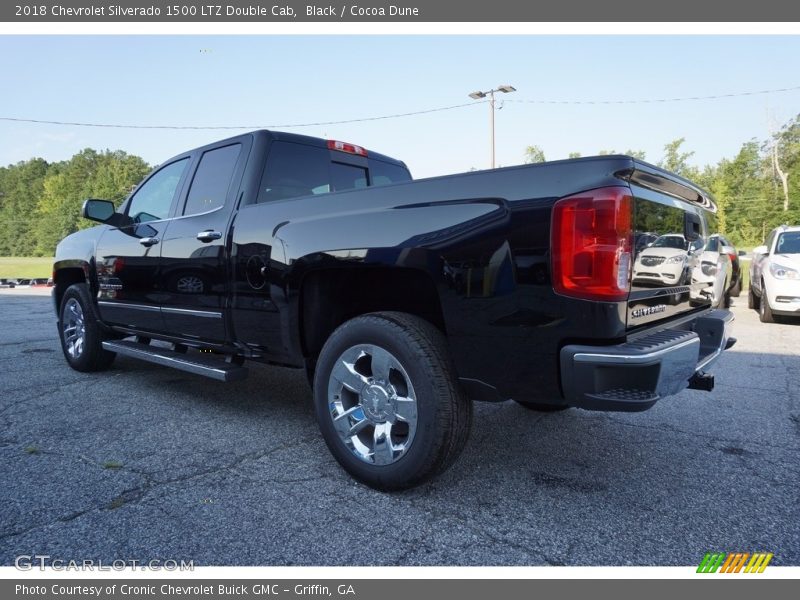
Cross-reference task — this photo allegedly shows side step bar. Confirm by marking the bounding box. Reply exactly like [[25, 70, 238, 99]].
[[102, 340, 248, 382]]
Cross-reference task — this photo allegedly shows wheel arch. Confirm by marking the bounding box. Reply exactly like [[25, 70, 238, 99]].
[[53, 260, 91, 315], [298, 265, 446, 361]]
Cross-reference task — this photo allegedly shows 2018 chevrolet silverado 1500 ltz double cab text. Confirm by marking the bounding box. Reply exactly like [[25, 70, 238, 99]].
[[53, 130, 735, 490]]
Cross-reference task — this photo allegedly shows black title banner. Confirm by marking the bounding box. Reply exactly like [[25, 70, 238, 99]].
[[4, 0, 800, 22]]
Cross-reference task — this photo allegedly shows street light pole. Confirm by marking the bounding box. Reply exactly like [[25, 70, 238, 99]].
[[469, 85, 516, 169]]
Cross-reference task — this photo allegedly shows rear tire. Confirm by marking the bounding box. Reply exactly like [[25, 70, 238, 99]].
[[58, 283, 116, 372], [313, 312, 471, 491], [759, 281, 775, 323], [730, 277, 741, 297]]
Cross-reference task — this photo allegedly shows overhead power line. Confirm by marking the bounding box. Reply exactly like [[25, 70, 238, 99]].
[[1, 83, 798, 131], [507, 84, 800, 105], [0, 101, 485, 131]]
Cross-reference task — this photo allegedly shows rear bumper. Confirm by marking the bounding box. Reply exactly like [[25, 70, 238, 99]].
[[560, 309, 735, 411]]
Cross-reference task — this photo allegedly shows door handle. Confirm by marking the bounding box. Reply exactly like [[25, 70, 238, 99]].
[[139, 237, 159, 247], [196, 230, 222, 243]]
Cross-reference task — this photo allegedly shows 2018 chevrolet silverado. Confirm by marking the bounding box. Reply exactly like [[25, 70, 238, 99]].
[[53, 130, 735, 490]]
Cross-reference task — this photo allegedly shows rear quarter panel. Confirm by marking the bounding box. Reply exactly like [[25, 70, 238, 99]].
[[234, 157, 637, 402]]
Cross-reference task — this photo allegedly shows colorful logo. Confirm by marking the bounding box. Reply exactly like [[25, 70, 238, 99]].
[[697, 552, 773, 573]]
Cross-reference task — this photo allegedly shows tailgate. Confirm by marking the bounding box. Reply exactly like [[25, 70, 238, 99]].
[[626, 162, 715, 330]]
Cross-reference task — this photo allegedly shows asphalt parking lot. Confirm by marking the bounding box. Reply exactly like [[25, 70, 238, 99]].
[[0, 289, 798, 566]]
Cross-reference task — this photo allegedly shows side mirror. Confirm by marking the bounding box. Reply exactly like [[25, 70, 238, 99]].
[[81, 199, 116, 223], [752, 245, 768, 256]]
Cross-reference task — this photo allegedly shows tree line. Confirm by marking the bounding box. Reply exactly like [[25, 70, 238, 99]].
[[524, 112, 799, 246], [0, 149, 150, 256], [1, 114, 798, 256]]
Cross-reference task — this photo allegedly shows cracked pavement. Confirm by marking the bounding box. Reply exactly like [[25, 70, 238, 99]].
[[0, 290, 798, 565]]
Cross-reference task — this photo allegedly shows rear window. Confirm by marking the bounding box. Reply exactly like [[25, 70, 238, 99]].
[[257, 141, 410, 204], [369, 159, 412, 186]]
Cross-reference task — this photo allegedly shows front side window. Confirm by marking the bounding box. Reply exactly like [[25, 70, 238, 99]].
[[184, 144, 242, 216], [704, 237, 720, 252], [127, 158, 189, 223]]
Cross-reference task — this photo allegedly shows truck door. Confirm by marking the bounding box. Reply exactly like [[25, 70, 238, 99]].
[[157, 138, 250, 343], [95, 157, 191, 332]]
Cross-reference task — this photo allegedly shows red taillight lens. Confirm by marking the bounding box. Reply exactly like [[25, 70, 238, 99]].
[[551, 186, 633, 301], [327, 139, 368, 157]]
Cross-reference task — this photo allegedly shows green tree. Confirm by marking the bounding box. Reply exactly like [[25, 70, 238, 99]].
[[0, 158, 49, 256], [524, 145, 546, 164], [659, 138, 699, 180], [596, 149, 646, 160], [34, 150, 149, 255]]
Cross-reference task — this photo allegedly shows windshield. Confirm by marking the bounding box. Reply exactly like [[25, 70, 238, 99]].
[[652, 236, 686, 250], [776, 232, 800, 254]]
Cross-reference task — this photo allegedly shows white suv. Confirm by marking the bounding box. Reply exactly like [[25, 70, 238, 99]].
[[632, 234, 701, 287], [749, 225, 800, 322]]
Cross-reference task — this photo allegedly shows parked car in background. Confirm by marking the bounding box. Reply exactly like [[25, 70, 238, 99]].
[[632, 233, 702, 288], [690, 234, 734, 308], [634, 231, 659, 252], [0, 278, 16, 289], [749, 224, 800, 322], [691, 233, 744, 308]]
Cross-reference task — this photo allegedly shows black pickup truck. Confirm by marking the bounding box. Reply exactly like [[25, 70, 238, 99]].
[[53, 130, 734, 490]]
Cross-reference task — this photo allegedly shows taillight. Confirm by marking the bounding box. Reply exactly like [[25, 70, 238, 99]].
[[551, 186, 633, 301], [327, 139, 368, 157]]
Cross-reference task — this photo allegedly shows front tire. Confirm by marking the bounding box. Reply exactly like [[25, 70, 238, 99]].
[[58, 283, 116, 372], [759, 281, 775, 323], [313, 312, 471, 491]]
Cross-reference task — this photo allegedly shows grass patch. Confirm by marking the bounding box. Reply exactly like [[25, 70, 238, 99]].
[[0, 257, 53, 279], [741, 261, 751, 291], [102, 460, 124, 470]]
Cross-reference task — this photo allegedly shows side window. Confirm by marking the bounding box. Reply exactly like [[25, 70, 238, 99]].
[[765, 231, 775, 252], [184, 144, 242, 216], [258, 142, 330, 203], [127, 158, 189, 223]]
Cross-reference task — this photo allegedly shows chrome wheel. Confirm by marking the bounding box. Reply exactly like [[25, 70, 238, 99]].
[[327, 344, 418, 466], [62, 298, 86, 359]]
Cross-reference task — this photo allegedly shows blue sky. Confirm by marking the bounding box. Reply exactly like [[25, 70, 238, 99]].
[[1, 35, 799, 178]]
